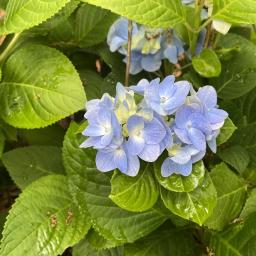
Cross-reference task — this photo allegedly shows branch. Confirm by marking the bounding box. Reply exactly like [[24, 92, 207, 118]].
[[125, 20, 133, 86]]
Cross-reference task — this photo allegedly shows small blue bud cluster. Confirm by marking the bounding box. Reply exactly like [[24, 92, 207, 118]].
[[81, 76, 228, 177]]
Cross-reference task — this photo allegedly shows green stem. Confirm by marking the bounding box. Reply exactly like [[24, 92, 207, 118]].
[[125, 20, 133, 86], [177, 63, 192, 70], [189, 0, 204, 55], [0, 33, 21, 66]]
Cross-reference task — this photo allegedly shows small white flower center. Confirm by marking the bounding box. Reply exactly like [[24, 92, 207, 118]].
[[160, 96, 168, 104]]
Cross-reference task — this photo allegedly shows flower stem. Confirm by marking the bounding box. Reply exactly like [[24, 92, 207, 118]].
[[189, 0, 204, 56], [125, 20, 133, 86], [0, 33, 21, 66]]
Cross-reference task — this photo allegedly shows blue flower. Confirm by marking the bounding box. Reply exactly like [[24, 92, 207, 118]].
[[196, 86, 228, 130], [144, 76, 190, 116], [107, 18, 139, 52], [96, 139, 140, 176], [161, 142, 205, 177], [174, 105, 212, 151], [162, 32, 184, 64], [126, 114, 167, 162], [81, 95, 121, 149]]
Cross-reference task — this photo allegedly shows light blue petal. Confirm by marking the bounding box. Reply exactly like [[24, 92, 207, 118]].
[[191, 150, 206, 163], [97, 108, 112, 126], [171, 147, 191, 164], [188, 128, 206, 151], [139, 144, 160, 162], [164, 45, 178, 64], [143, 118, 166, 144], [174, 127, 191, 144], [159, 75, 175, 98], [175, 107, 193, 128], [141, 53, 162, 72], [96, 150, 116, 172], [129, 79, 149, 95], [190, 113, 212, 135], [197, 86, 217, 108], [127, 115, 144, 134], [126, 153, 140, 176], [208, 108, 228, 126], [100, 132, 113, 147], [127, 135, 145, 155], [83, 124, 105, 137], [207, 137, 217, 153], [114, 148, 128, 173], [161, 158, 192, 177]]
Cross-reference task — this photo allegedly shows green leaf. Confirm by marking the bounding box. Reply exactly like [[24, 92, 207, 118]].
[[0, 212, 7, 240], [0, 175, 90, 256], [18, 124, 65, 146], [2, 146, 65, 189], [240, 188, 256, 220], [80, 70, 116, 100], [73, 237, 124, 256], [231, 123, 256, 166], [63, 122, 167, 244], [124, 224, 200, 256], [211, 34, 256, 99], [48, 3, 117, 48], [218, 145, 250, 174], [87, 229, 119, 249], [217, 117, 237, 145], [0, 130, 5, 157], [110, 163, 159, 212], [205, 163, 247, 231], [80, 0, 184, 28], [192, 49, 221, 78], [155, 160, 205, 192], [212, 0, 256, 24], [161, 173, 217, 225], [0, 44, 85, 128], [0, 120, 17, 141], [0, 0, 71, 34], [209, 212, 256, 256]]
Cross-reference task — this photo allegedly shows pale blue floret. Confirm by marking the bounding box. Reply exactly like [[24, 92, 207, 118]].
[[174, 105, 212, 151], [161, 142, 205, 177], [126, 114, 167, 162], [96, 139, 140, 176], [144, 75, 191, 116]]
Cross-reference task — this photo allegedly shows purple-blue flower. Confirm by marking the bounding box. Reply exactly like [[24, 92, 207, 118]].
[[144, 76, 190, 116], [174, 105, 212, 151], [96, 139, 140, 176], [161, 143, 205, 177], [126, 114, 167, 162]]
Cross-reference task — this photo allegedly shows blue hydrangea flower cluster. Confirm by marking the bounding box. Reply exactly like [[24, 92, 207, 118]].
[[107, 18, 184, 74], [81, 76, 228, 177], [107, 18, 206, 74]]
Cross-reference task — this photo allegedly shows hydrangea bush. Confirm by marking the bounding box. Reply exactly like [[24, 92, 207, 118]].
[[0, 0, 255, 255]]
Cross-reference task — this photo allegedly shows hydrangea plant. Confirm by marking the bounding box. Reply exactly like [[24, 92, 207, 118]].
[[0, 0, 255, 256]]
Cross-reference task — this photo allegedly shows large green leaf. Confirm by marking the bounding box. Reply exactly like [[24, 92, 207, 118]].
[[73, 237, 124, 256], [218, 145, 250, 174], [0, 175, 90, 256], [205, 163, 246, 231], [0, 0, 71, 34], [161, 173, 217, 225], [209, 212, 256, 256], [110, 163, 159, 212], [192, 49, 221, 78], [2, 146, 65, 189], [0, 44, 85, 128], [48, 3, 117, 48], [212, 0, 256, 24], [231, 123, 256, 167], [154, 160, 205, 192], [217, 117, 237, 145], [80, 0, 184, 28], [240, 188, 256, 220], [211, 34, 256, 99], [63, 122, 167, 244], [124, 224, 200, 256]]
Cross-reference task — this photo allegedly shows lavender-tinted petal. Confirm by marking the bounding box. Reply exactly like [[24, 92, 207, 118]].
[[164, 45, 178, 64], [174, 127, 191, 144], [175, 107, 193, 128], [127, 135, 145, 155], [83, 124, 105, 136], [139, 144, 160, 162], [143, 118, 166, 144], [188, 128, 206, 151], [141, 54, 162, 72], [197, 86, 217, 108], [96, 150, 116, 172], [126, 154, 140, 176], [114, 148, 128, 173]]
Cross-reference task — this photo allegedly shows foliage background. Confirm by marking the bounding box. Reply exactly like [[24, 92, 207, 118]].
[[0, 0, 255, 255]]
